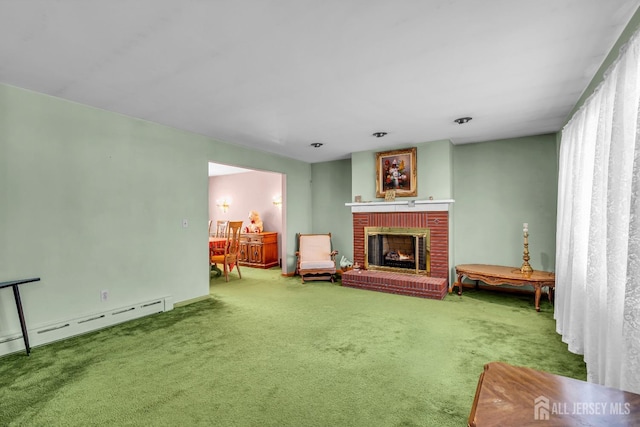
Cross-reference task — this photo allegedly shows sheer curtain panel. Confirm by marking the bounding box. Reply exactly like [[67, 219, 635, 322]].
[[556, 29, 640, 394]]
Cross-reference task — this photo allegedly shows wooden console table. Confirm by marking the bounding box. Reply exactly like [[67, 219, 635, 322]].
[[469, 362, 640, 426], [0, 277, 40, 355], [454, 264, 555, 311]]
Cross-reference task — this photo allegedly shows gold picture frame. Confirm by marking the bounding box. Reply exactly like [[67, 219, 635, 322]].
[[375, 147, 417, 198]]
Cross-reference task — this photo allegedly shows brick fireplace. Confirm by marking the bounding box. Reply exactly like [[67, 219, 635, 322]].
[[342, 200, 452, 300]]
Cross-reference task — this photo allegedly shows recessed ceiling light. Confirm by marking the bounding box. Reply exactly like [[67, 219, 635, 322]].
[[310, 142, 323, 148], [372, 132, 388, 138], [454, 117, 472, 124]]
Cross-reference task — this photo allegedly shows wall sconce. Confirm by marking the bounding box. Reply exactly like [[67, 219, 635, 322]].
[[272, 195, 282, 207], [216, 199, 231, 213]]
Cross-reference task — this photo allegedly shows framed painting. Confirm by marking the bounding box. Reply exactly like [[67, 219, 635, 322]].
[[375, 147, 417, 198]]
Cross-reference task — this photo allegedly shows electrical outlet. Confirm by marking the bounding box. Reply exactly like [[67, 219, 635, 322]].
[[100, 289, 108, 302]]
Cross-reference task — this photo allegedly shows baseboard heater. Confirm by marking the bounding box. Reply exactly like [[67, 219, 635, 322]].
[[0, 296, 171, 357]]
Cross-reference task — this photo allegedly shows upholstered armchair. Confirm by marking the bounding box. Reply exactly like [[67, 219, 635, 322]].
[[295, 233, 338, 283]]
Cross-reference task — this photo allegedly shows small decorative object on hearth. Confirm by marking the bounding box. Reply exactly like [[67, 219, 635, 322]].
[[521, 223, 533, 274], [340, 256, 353, 271], [384, 189, 396, 202]]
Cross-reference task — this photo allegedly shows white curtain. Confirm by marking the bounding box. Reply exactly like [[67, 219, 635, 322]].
[[556, 29, 640, 394]]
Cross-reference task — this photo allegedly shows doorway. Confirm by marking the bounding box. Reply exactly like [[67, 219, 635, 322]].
[[208, 162, 287, 273]]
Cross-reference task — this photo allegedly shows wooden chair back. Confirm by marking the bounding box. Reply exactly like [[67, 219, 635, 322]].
[[211, 220, 244, 282], [225, 221, 243, 258], [215, 220, 229, 237]]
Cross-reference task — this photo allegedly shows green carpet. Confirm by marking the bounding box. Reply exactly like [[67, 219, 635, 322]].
[[0, 268, 585, 426]]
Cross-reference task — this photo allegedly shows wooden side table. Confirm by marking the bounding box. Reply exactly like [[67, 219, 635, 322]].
[[469, 362, 640, 426], [454, 264, 554, 311], [0, 277, 40, 355]]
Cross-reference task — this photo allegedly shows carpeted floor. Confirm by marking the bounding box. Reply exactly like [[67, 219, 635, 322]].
[[0, 268, 585, 426]]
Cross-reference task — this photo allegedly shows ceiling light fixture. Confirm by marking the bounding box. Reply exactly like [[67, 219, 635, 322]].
[[372, 132, 388, 138], [310, 142, 323, 148], [454, 117, 472, 124]]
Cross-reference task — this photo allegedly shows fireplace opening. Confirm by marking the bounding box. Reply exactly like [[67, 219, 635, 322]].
[[365, 227, 430, 275]]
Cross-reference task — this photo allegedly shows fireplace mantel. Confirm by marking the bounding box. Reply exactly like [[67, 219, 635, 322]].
[[345, 199, 454, 213]]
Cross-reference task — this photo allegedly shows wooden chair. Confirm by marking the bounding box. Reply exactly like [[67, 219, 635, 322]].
[[210, 221, 243, 282], [215, 220, 229, 237], [295, 233, 338, 283]]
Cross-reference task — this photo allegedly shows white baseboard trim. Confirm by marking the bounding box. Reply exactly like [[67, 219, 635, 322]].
[[0, 296, 171, 357]]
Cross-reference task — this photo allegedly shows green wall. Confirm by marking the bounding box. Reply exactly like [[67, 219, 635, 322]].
[[0, 83, 312, 334], [452, 135, 558, 272], [351, 139, 454, 201], [310, 159, 353, 262], [347, 135, 558, 281]]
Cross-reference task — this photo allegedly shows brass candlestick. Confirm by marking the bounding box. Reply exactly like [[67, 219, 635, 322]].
[[521, 225, 533, 274]]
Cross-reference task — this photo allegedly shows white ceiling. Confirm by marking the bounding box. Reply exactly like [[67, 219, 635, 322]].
[[1, 1, 638, 163]]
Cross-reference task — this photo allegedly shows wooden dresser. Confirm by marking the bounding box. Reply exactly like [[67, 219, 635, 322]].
[[238, 232, 279, 269]]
